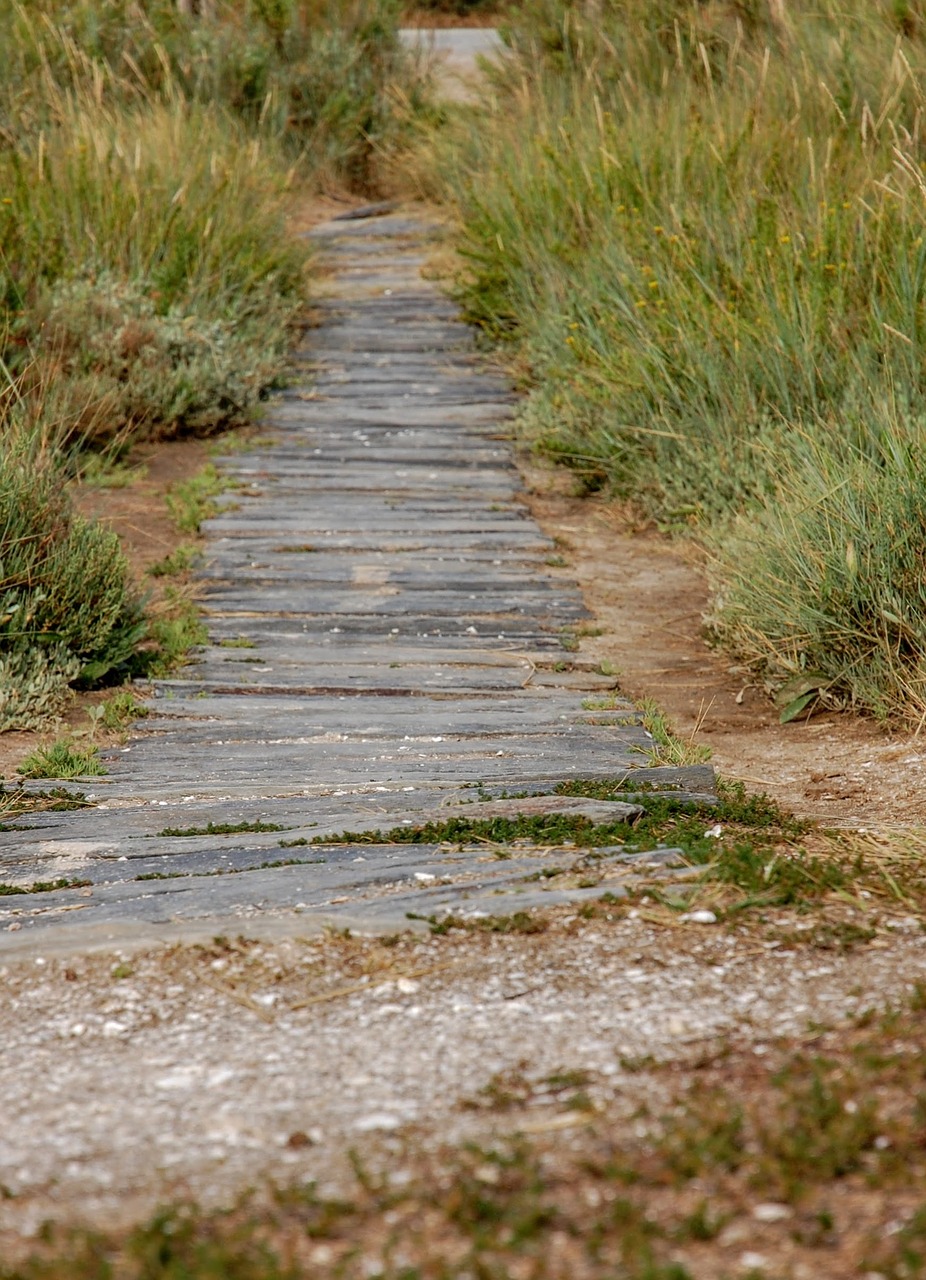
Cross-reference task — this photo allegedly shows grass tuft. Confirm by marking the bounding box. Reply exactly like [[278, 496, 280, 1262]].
[[17, 740, 106, 779]]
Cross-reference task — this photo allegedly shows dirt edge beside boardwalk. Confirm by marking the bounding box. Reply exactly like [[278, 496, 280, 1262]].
[[520, 458, 926, 831]]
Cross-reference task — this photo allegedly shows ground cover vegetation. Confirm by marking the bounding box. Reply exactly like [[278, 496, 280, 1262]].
[[0, 0, 429, 729], [431, 0, 926, 725], [296, 776, 926, 923]]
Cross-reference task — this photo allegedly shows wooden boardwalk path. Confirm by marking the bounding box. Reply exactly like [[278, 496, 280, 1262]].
[[0, 211, 714, 952]]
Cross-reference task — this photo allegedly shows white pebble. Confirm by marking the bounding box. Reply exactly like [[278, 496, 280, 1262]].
[[681, 910, 717, 924], [752, 1202, 792, 1222], [354, 1113, 401, 1132]]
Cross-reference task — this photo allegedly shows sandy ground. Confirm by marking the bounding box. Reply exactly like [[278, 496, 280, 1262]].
[[2, 908, 923, 1250]]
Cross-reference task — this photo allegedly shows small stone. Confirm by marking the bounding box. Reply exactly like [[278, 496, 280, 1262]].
[[396, 977, 420, 995], [704, 824, 724, 838], [354, 1113, 402, 1132], [101, 1020, 127, 1038], [752, 1202, 792, 1223], [414, 872, 436, 883], [740, 1254, 769, 1271], [7, 923, 21, 932], [681, 910, 717, 924]]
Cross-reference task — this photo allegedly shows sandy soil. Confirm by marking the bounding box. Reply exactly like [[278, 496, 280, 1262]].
[[1, 908, 922, 1259]]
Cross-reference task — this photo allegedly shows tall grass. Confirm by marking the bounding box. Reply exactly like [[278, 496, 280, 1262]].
[[433, 0, 926, 724], [0, 0, 429, 188], [0, 0, 430, 445]]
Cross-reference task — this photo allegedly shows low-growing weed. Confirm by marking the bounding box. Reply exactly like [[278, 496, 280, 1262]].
[[0, 878, 91, 896], [147, 545, 201, 578], [17, 740, 106, 780], [638, 699, 712, 767], [143, 593, 209, 675], [165, 466, 231, 535], [97, 691, 149, 733], [156, 821, 285, 838], [408, 910, 549, 936]]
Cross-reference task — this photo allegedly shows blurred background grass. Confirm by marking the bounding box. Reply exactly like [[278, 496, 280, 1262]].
[[428, 0, 926, 726], [0, 0, 432, 728]]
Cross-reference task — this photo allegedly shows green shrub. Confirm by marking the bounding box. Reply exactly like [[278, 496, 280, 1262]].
[[1, 98, 307, 446], [708, 427, 926, 722], [0, 427, 145, 729]]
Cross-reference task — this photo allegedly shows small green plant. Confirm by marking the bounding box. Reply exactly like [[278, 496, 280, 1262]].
[[0, 877, 91, 896], [755, 1058, 881, 1199], [638, 700, 712, 767], [165, 466, 231, 535], [144, 594, 209, 675], [147, 545, 200, 578], [408, 910, 549, 936], [77, 454, 148, 489], [156, 821, 285, 838], [17, 740, 106, 780], [218, 636, 257, 649], [98, 691, 149, 732]]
